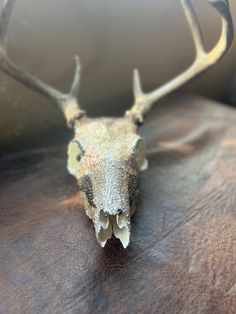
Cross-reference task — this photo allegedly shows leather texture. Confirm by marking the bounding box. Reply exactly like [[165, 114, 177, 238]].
[[1, 94, 236, 313]]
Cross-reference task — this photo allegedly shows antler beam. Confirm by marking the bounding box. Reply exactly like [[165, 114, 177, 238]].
[[0, 0, 85, 127], [126, 0, 233, 125]]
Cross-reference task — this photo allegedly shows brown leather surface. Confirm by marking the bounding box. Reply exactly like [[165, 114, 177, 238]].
[[1, 94, 236, 313]]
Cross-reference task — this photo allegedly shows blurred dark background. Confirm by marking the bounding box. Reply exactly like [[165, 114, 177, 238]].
[[0, 0, 236, 151]]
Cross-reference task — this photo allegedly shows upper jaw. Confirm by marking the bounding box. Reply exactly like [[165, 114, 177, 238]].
[[95, 210, 131, 248]]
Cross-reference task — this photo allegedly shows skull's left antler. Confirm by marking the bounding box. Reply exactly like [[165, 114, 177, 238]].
[[126, 0, 233, 125], [0, 0, 85, 127]]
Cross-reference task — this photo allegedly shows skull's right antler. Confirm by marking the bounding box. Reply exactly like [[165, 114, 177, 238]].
[[0, 0, 85, 128], [126, 0, 234, 125]]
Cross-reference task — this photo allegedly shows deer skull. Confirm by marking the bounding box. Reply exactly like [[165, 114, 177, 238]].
[[67, 118, 147, 247], [0, 0, 233, 247]]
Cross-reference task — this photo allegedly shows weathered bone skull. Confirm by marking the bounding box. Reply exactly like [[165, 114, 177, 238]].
[[67, 118, 147, 247], [0, 0, 232, 247]]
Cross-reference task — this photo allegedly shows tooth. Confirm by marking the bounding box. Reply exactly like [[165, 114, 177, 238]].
[[116, 213, 127, 229], [98, 210, 109, 229], [100, 240, 107, 248], [97, 217, 112, 248], [112, 216, 130, 248]]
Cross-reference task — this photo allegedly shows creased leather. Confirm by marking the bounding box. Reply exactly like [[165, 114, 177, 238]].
[[1, 94, 236, 314]]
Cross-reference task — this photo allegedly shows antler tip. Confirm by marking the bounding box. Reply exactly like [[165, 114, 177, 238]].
[[133, 68, 143, 97], [75, 54, 80, 64]]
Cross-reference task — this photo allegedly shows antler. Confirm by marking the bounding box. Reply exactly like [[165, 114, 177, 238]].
[[126, 0, 234, 125], [0, 0, 85, 128]]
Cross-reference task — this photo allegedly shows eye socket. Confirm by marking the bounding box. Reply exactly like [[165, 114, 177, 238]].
[[67, 140, 85, 175], [133, 138, 148, 171]]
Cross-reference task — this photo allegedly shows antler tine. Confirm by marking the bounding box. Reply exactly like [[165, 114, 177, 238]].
[[126, 0, 233, 125], [0, 0, 85, 128]]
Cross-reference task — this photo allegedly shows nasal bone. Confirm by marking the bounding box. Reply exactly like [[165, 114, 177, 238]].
[[102, 151, 128, 215], [102, 182, 127, 216]]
